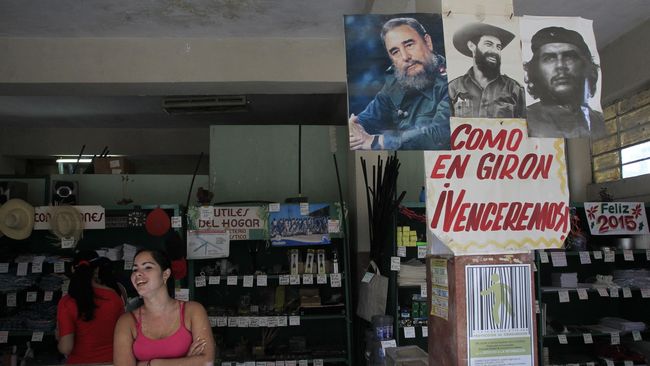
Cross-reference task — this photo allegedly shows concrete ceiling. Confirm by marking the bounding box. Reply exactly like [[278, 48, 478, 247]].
[[0, 0, 648, 128]]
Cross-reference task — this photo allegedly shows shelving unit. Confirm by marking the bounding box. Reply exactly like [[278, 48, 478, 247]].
[[187, 203, 352, 366], [534, 247, 650, 366]]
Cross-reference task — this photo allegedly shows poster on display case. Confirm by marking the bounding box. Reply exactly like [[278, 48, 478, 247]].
[[466, 264, 534, 366], [270, 203, 331, 246]]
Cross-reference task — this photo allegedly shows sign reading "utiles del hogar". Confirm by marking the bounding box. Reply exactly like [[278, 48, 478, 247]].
[[425, 118, 569, 255], [187, 206, 267, 240]]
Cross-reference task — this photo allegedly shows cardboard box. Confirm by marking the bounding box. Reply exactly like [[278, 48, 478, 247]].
[[94, 157, 134, 174]]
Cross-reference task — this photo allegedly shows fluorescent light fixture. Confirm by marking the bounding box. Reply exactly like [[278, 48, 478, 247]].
[[56, 158, 92, 163]]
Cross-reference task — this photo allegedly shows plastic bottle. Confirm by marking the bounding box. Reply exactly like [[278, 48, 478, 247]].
[[419, 186, 426, 202], [331, 250, 339, 274], [10, 345, 17, 366]]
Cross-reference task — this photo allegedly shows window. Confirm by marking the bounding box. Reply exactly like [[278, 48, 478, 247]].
[[591, 87, 650, 183]]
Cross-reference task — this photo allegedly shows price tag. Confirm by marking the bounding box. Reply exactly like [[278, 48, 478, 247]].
[[26, 291, 37, 302], [0, 263, 8, 273], [417, 246, 427, 259], [208, 276, 220, 285], [299, 202, 309, 216], [16, 262, 28, 276], [245, 361, 255, 366], [586, 362, 595, 366], [327, 219, 340, 233], [175, 288, 189, 301], [397, 246, 406, 257], [298, 360, 308, 366], [275, 361, 286, 366], [624, 250, 634, 261], [623, 287, 632, 298], [381, 339, 397, 350], [550, 252, 568, 267], [61, 280, 70, 294], [258, 317, 269, 327], [579, 251, 591, 264], [195, 275, 207, 287], [624, 361, 634, 366], [30, 331, 44, 342], [289, 275, 300, 285], [7, 293, 17, 307], [279, 275, 290, 285], [604, 251, 615, 263], [249, 317, 259, 327], [227, 276, 238, 286], [278, 316, 288, 327], [647, 249, 650, 261], [221, 363, 232, 366], [124, 260, 134, 271], [289, 316, 300, 326], [216, 317, 228, 327], [611, 332, 620, 345], [32, 261, 43, 274], [243, 275, 254, 288], [420, 283, 427, 298], [0, 331, 7, 343], [610, 288, 619, 297], [597, 288, 609, 297], [199, 207, 211, 220], [257, 275, 267, 287], [61, 237, 75, 249], [558, 290, 570, 303], [269, 203, 280, 212], [583, 333, 593, 344], [422, 326, 428, 337], [390, 257, 401, 271], [539, 251, 549, 263], [330, 273, 342, 288], [285, 361, 296, 366], [238, 317, 250, 327], [362, 272, 375, 283], [228, 317, 237, 327], [44, 291, 53, 302], [577, 288, 589, 300], [403, 326, 416, 338], [633, 331, 642, 341], [593, 251, 603, 260], [316, 274, 327, 284], [208, 316, 217, 327], [171, 216, 182, 228], [557, 334, 568, 344], [535, 301, 540, 314], [302, 274, 313, 285], [642, 288, 650, 298], [54, 261, 65, 273], [313, 359, 324, 366]]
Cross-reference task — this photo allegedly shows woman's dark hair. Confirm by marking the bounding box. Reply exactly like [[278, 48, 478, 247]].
[[68, 250, 99, 321], [94, 257, 122, 296], [134, 248, 175, 298]]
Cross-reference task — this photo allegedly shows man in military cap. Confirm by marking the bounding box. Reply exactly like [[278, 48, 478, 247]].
[[349, 17, 450, 150], [524, 26, 605, 138], [448, 22, 526, 118]]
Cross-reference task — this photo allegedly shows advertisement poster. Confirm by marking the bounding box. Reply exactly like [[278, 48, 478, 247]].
[[430, 258, 449, 320], [466, 264, 534, 366], [270, 203, 331, 246], [186, 230, 230, 259], [425, 118, 570, 255], [520, 16, 605, 139], [344, 13, 450, 151], [584, 202, 649, 235], [187, 206, 267, 240]]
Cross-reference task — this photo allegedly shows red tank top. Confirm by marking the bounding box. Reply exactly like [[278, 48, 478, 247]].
[[132, 301, 193, 361]]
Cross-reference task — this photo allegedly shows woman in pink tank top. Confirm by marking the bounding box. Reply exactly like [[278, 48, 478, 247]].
[[113, 249, 215, 366]]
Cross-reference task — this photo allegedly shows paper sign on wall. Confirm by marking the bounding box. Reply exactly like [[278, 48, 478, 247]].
[[186, 230, 230, 259], [584, 202, 649, 235], [426, 118, 569, 255], [34, 206, 106, 230]]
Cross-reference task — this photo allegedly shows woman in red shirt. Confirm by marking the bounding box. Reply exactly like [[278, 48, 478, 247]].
[[56, 250, 125, 364]]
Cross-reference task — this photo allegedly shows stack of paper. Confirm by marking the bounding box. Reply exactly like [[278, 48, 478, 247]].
[[600, 317, 646, 332], [551, 272, 578, 288], [398, 259, 426, 286]]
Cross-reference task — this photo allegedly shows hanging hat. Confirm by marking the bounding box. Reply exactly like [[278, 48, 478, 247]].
[[530, 26, 592, 59], [0, 199, 35, 240], [145, 207, 171, 237], [49, 205, 84, 243], [453, 22, 515, 57]]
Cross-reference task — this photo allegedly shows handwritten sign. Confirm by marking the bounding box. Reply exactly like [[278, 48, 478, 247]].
[[425, 119, 569, 255], [187, 206, 266, 240], [584, 202, 649, 235], [34, 206, 106, 230]]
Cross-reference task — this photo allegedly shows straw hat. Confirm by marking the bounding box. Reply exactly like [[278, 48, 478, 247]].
[[0, 199, 35, 240], [453, 22, 515, 57], [50, 205, 84, 243]]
